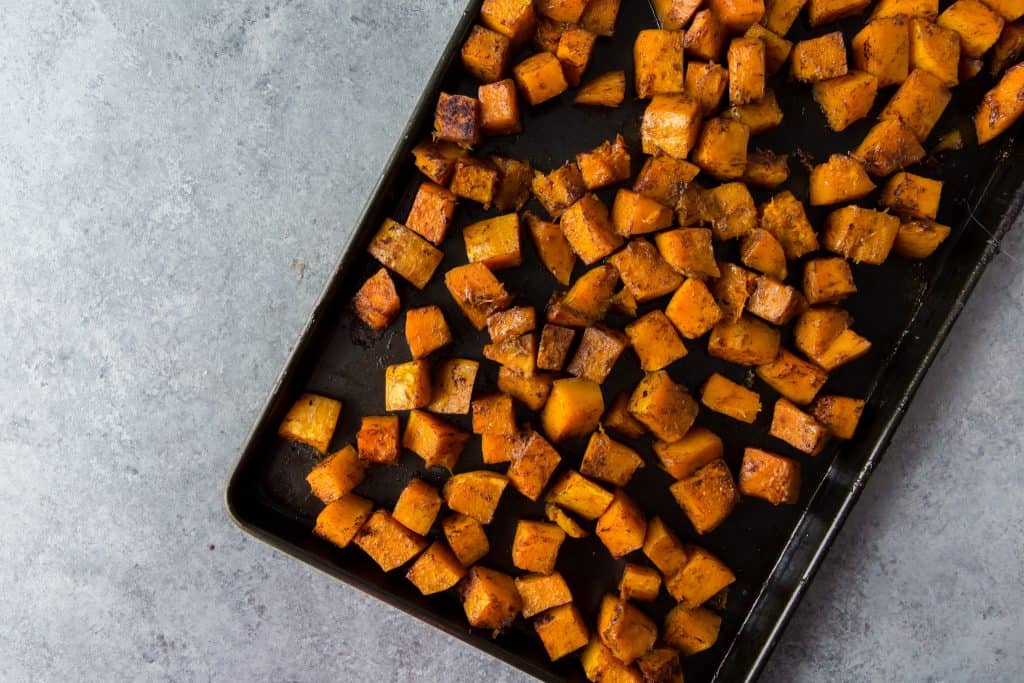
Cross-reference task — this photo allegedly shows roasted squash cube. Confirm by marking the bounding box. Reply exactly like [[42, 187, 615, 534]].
[[654, 0, 703, 29], [541, 378, 605, 442], [626, 311, 688, 372], [742, 150, 790, 188], [279, 393, 341, 454], [686, 60, 729, 113], [666, 545, 736, 607], [537, 324, 575, 371], [582, 639, 646, 682], [434, 92, 481, 147], [609, 239, 685, 303], [537, 0, 588, 22], [307, 445, 364, 504], [811, 394, 866, 438], [560, 194, 624, 265], [620, 564, 662, 602], [638, 649, 685, 683], [481, 0, 537, 47], [938, 0, 1005, 58], [581, 0, 623, 36], [653, 427, 724, 479], [357, 415, 401, 466], [853, 118, 925, 176], [465, 214, 522, 270], [666, 278, 724, 339], [513, 519, 566, 573], [427, 358, 479, 414], [514, 51, 569, 105], [771, 398, 830, 454], [567, 325, 630, 384], [894, 219, 951, 258], [597, 595, 658, 665], [879, 67, 951, 141], [368, 219, 444, 289], [740, 229, 787, 280], [406, 541, 467, 595], [664, 605, 721, 655], [442, 513, 490, 565], [824, 205, 901, 265], [740, 447, 802, 502], [491, 155, 534, 212], [641, 94, 703, 159], [461, 566, 522, 632], [880, 172, 942, 219], [574, 70, 628, 106], [871, 0, 938, 19], [535, 604, 590, 661], [354, 510, 427, 572], [708, 315, 781, 365], [498, 367, 553, 411], [603, 392, 648, 439], [616, 288, 642, 317], [684, 9, 727, 60], [728, 37, 767, 105], [353, 268, 401, 330], [656, 228, 720, 280], [612, 189, 674, 237], [747, 275, 806, 326], [712, 262, 758, 321], [794, 306, 852, 358], [909, 18, 960, 86], [487, 306, 536, 343], [546, 503, 590, 538], [450, 156, 500, 207], [763, 0, 808, 34], [692, 118, 750, 180], [444, 262, 512, 330], [700, 372, 762, 423], [812, 70, 879, 132], [472, 394, 516, 436], [478, 79, 523, 136], [851, 18, 910, 88], [745, 25, 793, 75], [634, 29, 686, 99], [577, 135, 632, 191], [557, 24, 597, 86], [670, 459, 739, 534], [709, 0, 768, 30], [706, 182, 758, 241], [793, 32, 849, 83], [809, 0, 871, 24], [405, 305, 452, 359], [534, 163, 587, 219], [525, 211, 577, 284], [548, 264, 619, 326], [723, 89, 785, 134], [507, 428, 562, 500], [462, 25, 512, 84], [385, 360, 432, 411], [975, 62, 1024, 143], [393, 478, 443, 536], [643, 516, 689, 575], [546, 470, 615, 519], [804, 258, 857, 304], [403, 410, 470, 469], [580, 432, 645, 488], [756, 348, 829, 405], [515, 571, 573, 617], [628, 370, 699, 442], [444, 470, 509, 524], [808, 153, 876, 205], [412, 140, 466, 185], [596, 490, 648, 558], [314, 493, 373, 548], [481, 430, 519, 465]]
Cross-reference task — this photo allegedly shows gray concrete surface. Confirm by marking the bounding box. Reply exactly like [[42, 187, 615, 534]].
[[0, 1, 1020, 681]]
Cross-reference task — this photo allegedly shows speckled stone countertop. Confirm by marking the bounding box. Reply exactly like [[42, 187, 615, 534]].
[[1, 2, 1021, 681]]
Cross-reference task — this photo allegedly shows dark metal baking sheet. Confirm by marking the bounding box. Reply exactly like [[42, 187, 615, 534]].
[[225, 2, 1024, 681]]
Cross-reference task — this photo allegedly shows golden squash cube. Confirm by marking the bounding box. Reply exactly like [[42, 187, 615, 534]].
[[739, 447, 802, 503], [461, 24, 511, 84], [728, 37, 767, 105], [279, 392, 342, 454], [405, 305, 452, 359], [357, 415, 401, 466], [535, 604, 590, 661], [670, 459, 740, 534], [641, 94, 703, 159], [481, 0, 537, 47], [628, 371, 699, 443], [487, 306, 536, 343], [938, 0, 1005, 58], [545, 503, 590, 539], [412, 140, 466, 185], [307, 445, 365, 503], [442, 513, 490, 565], [692, 118, 750, 180], [567, 325, 630, 384], [406, 541, 467, 596], [513, 520, 566, 574], [353, 267, 401, 331], [490, 155, 533, 212], [444, 262, 512, 330], [894, 219, 951, 258], [546, 470, 615, 519], [808, 0, 871, 24], [853, 118, 925, 176], [812, 71, 879, 132], [909, 18, 960, 86], [643, 516, 689, 575], [803, 257, 857, 304], [706, 182, 758, 240], [638, 649, 685, 683], [427, 358, 479, 414], [634, 29, 686, 99], [811, 394, 866, 439], [880, 172, 942, 219], [708, 315, 782, 365], [393, 478, 442, 536], [483, 332, 537, 376], [537, 0, 589, 22], [723, 88, 785, 134], [574, 69, 628, 106], [756, 348, 829, 405], [653, 427, 724, 479], [747, 276, 806, 326], [770, 399, 830, 455], [478, 79, 523, 136], [385, 360, 432, 411], [581, 0, 622, 36], [450, 156, 500, 207], [879, 67, 951, 141], [497, 365, 550, 411], [507, 428, 562, 500], [603, 392, 648, 439], [763, 0, 808, 34], [513, 51, 569, 105], [368, 220, 444, 290], [444, 471, 508, 524], [791, 32, 848, 82], [700, 373, 762, 423], [666, 545, 736, 607], [547, 264, 620, 327], [810, 326, 870, 371], [666, 278, 724, 340], [654, 0, 703, 29], [556, 24, 597, 86], [515, 571, 573, 617], [597, 595, 658, 665], [620, 564, 662, 602], [577, 135, 631, 191], [434, 92, 481, 147], [525, 212, 576, 285], [852, 18, 910, 87], [685, 9, 727, 60], [596, 489, 648, 558], [471, 394, 516, 436], [402, 410, 469, 469], [560, 193, 624, 265], [633, 155, 700, 207], [793, 306, 852, 358], [532, 162, 586, 218], [537, 324, 575, 371], [609, 239, 685, 303], [626, 310, 688, 372], [740, 229, 787, 280], [656, 228, 720, 280], [709, 0, 767, 30], [461, 566, 522, 632], [975, 62, 1024, 143], [480, 431, 518, 465], [745, 25, 793, 74], [611, 189, 674, 237], [541, 378, 605, 442], [808, 153, 876, 206], [674, 182, 708, 230], [685, 60, 729, 113], [824, 205, 901, 265], [664, 605, 722, 655], [714, 263, 758, 321], [354, 510, 427, 572], [314, 493, 373, 548]]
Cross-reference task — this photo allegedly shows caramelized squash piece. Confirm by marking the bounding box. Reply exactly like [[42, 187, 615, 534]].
[[808, 154, 876, 206], [609, 239, 685, 302], [626, 310, 689, 371], [634, 29, 686, 99], [516, 571, 573, 617], [307, 445, 365, 503], [812, 394, 866, 438], [403, 410, 470, 469], [512, 520, 566, 573], [567, 324, 630, 384], [596, 490, 648, 558], [756, 348, 829, 405], [700, 372, 762, 423], [653, 427, 724, 479], [582, 431, 646, 486], [405, 305, 452, 359], [314, 493, 373, 548], [444, 470, 509, 524], [628, 370, 699, 442], [541, 378, 605, 442], [442, 513, 490, 565], [369, 219, 444, 289], [353, 268, 401, 331], [574, 70, 627, 106], [357, 415, 401, 466], [354, 510, 427, 572], [560, 193, 624, 264], [461, 566, 522, 632], [406, 541, 467, 596], [444, 262, 513, 330], [770, 398, 830, 454], [525, 211, 577, 285], [670, 459, 740, 534], [708, 315, 781, 366], [597, 595, 658, 664], [535, 604, 590, 661]]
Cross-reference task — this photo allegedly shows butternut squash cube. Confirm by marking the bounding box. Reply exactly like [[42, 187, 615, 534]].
[[639, 649, 685, 683], [824, 205, 901, 265], [641, 94, 703, 159], [975, 62, 1024, 143], [567, 325, 630, 384], [656, 228, 720, 280], [634, 29, 686, 99], [853, 118, 925, 176], [487, 306, 536, 343], [712, 262, 758, 321], [811, 394, 866, 438], [812, 71, 879, 132], [368, 218, 444, 289], [406, 541, 467, 596], [444, 471, 509, 524], [402, 410, 470, 469], [685, 61, 730, 113], [620, 564, 662, 602], [664, 605, 722, 655], [442, 513, 489, 565], [545, 504, 590, 539], [879, 67, 951, 141], [357, 415, 401, 466], [653, 427, 724, 479], [747, 276, 806, 325], [478, 79, 523, 136], [706, 182, 759, 241], [626, 311, 688, 372], [723, 89, 785, 134], [461, 566, 522, 632], [412, 140, 466, 185], [740, 229, 787, 280], [597, 595, 658, 664], [491, 155, 534, 212], [684, 9, 727, 60], [536, 21, 570, 53], [809, 0, 871, 24], [745, 25, 793, 74], [385, 360, 432, 411], [512, 520, 565, 573], [427, 358, 479, 414], [596, 489, 648, 558], [514, 51, 569, 105], [537, 0, 589, 22], [444, 262, 512, 330], [643, 517, 689, 575], [481, 430, 519, 465], [909, 18, 960, 86], [671, 459, 739, 533], [405, 305, 452, 359], [611, 189, 674, 237], [666, 278, 724, 339], [556, 24, 597, 86], [654, 0, 704, 29], [880, 172, 942, 219], [537, 324, 575, 371], [515, 572, 573, 617], [450, 156, 500, 207], [628, 370, 699, 442], [546, 470, 615, 519], [581, 639, 645, 683], [279, 393, 342, 454], [560, 193, 624, 265], [461, 24, 512, 84], [306, 445, 364, 504], [547, 264, 619, 326], [609, 239, 686, 303], [739, 447, 802, 503], [756, 348, 829, 404], [763, 0, 808, 35], [938, 0, 1005, 58], [314, 493, 373, 548], [803, 257, 857, 304], [525, 212, 577, 284], [666, 545, 736, 607], [507, 428, 562, 501], [692, 118, 750, 180], [742, 150, 790, 188], [711, 0, 768, 30], [393, 478, 443, 536], [894, 219, 951, 258], [615, 288, 642, 317], [808, 154, 876, 206], [851, 18, 910, 88], [471, 394, 516, 436], [532, 163, 586, 218], [603, 392, 648, 439], [581, 0, 622, 36], [353, 268, 401, 330], [484, 332, 537, 376], [700, 372, 762, 423], [577, 135, 632, 191], [434, 92, 481, 147], [770, 398, 830, 454], [709, 315, 781, 366], [794, 306, 852, 358], [541, 378, 605, 442], [535, 604, 590, 661], [678, 183, 721, 228], [728, 37, 767, 105], [990, 22, 1024, 76], [574, 70, 628, 106], [872, 0, 937, 18], [481, 0, 537, 47], [354, 510, 427, 572], [792, 32, 848, 82], [815, 327, 872, 371]]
